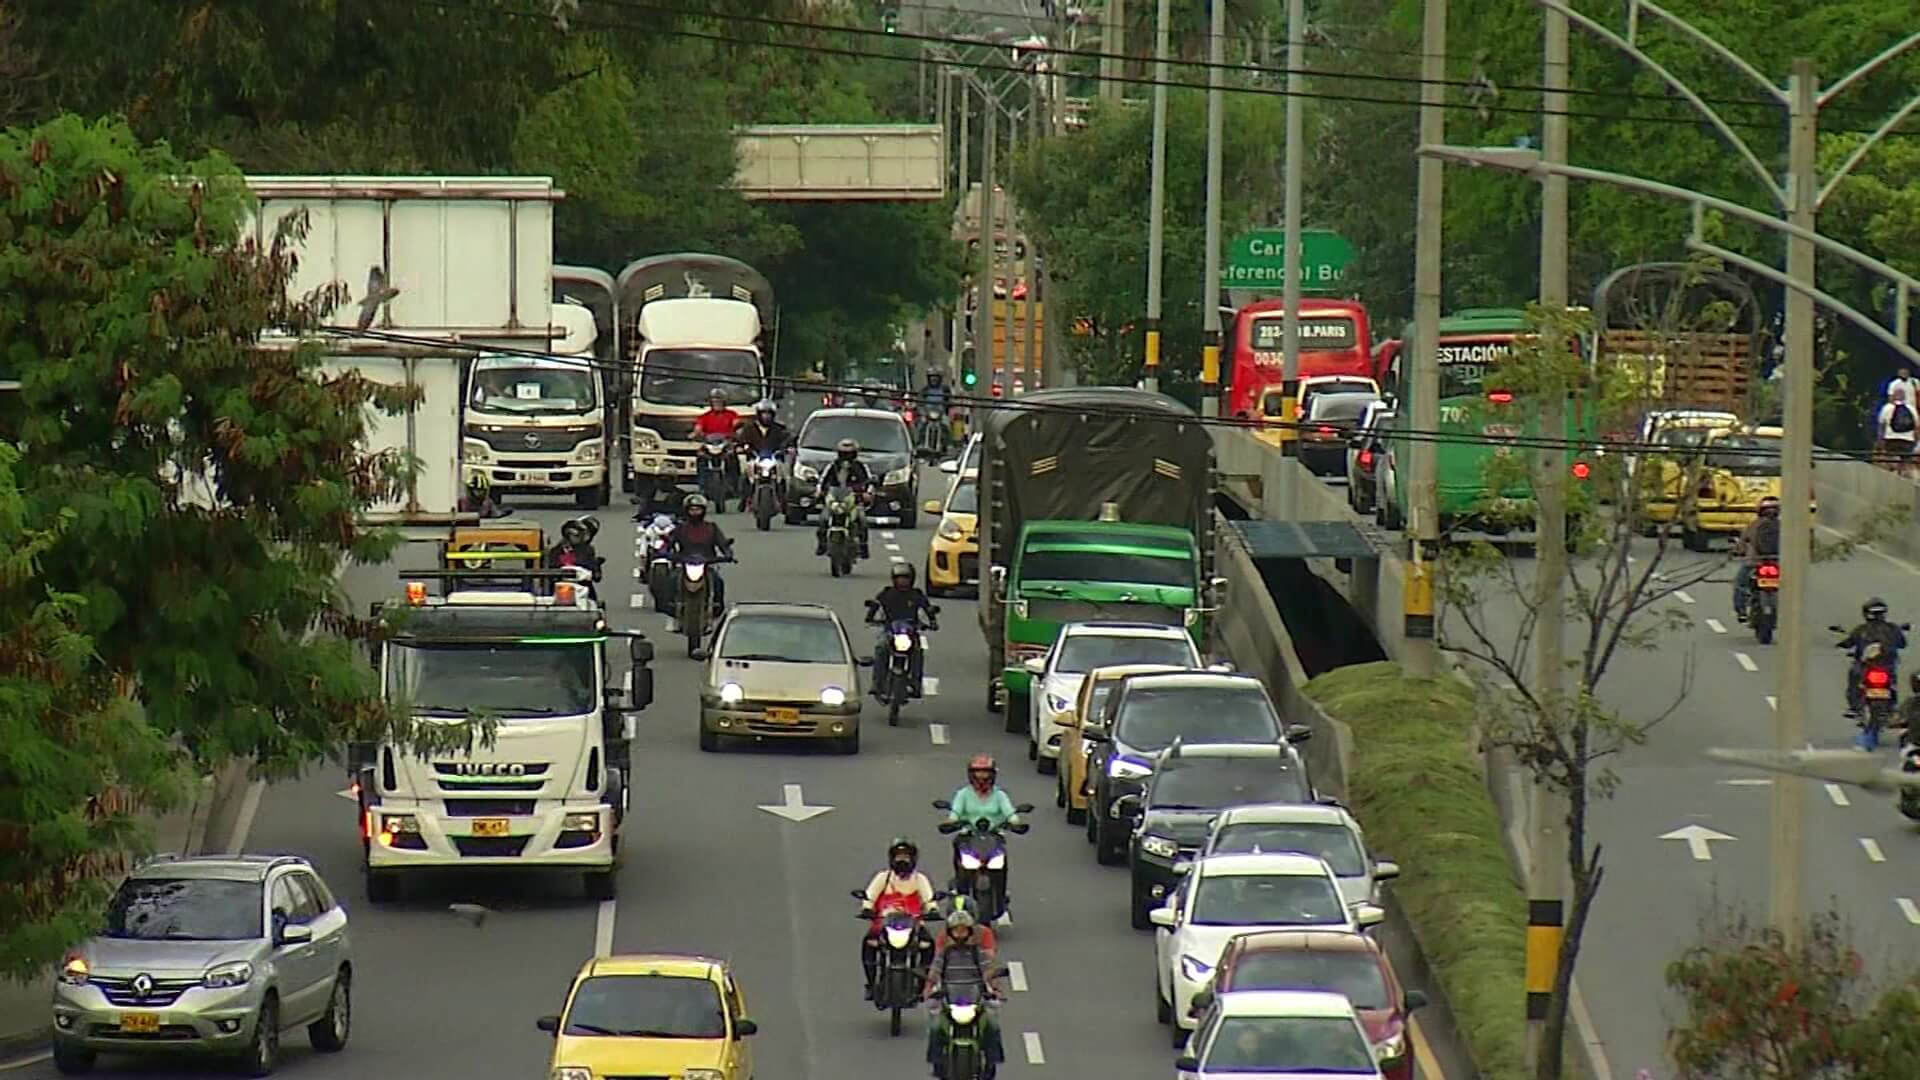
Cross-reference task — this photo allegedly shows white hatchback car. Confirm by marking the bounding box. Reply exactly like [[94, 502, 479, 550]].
[[1152, 853, 1384, 1045], [1198, 803, 1400, 908], [1177, 989, 1384, 1079], [1021, 622, 1204, 773]]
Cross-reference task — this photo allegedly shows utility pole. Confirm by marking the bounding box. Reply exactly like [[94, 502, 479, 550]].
[[1404, 0, 1445, 676], [1023, 95, 1042, 392], [1773, 56, 1817, 947], [958, 76, 973, 383], [1277, 0, 1306, 510], [1527, 3, 1570, 1071], [1200, 0, 1226, 418], [976, 99, 998, 396], [1143, 0, 1170, 394]]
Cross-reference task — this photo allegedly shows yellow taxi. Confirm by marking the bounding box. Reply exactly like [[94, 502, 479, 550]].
[[1057, 662, 1191, 827], [539, 954, 757, 1080], [1680, 424, 1811, 551], [1633, 410, 1739, 529], [922, 469, 979, 597]]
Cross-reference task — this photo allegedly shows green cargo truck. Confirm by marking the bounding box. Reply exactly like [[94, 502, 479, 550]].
[[976, 388, 1223, 732]]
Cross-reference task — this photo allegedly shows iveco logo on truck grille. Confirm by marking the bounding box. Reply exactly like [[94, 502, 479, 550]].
[[448, 762, 529, 776]]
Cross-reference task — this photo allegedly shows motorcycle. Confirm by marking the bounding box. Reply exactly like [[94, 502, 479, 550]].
[[872, 612, 939, 726], [932, 801, 1034, 926], [677, 554, 733, 658], [850, 888, 945, 1036], [929, 982, 1004, 1080], [918, 408, 951, 459], [1832, 625, 1908, 748], [750, 455, 781, 532], [1749, 558, 1780, 645], [642, 514, 675, 611], [823, 487, 860, 577], [698, 435, 732, 508]]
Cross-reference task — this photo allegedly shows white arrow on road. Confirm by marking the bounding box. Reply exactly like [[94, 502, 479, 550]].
[[1660, 824, 1735, 861], [335, 787, 358, 802], [758, 783, 834, 822]]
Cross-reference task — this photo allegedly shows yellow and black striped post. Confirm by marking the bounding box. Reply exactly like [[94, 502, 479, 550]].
[[1525, 898, 1564, 1021]]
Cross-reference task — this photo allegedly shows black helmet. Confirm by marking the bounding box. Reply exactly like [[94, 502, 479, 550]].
[[1757, 496, 1780, 516], [888, 837, 918, 870], [466, 472, 490, 493], [707, 388, 726, 406], [561, 520, 587, 543], [927, 370, 944, 383], [837, 438, 860, 459], [1865, 597, 1889, 620], [684, 493, 710, 517], [890, 560, 915, 585]]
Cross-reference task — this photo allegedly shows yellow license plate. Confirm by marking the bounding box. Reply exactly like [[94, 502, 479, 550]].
[[1866, 689, 1892, 700], [765, 706, 801, 724], [119, 1012, 159, 1034], [1757, 579, 1778, 590], [472, 818, 510, 837]]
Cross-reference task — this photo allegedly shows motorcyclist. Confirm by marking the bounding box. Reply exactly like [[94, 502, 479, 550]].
[[693, 388, 743, 503], [867, 561, 939, 700], [1732, 496, 1782, 622], [1838, 597, 1908, 718], [545, 519, 603, 591], [946, 755, 1021, 916], [666, 493, 735, 630], [860, 838, 938, 1002], [920, 371, 952, 450], [740, 399, 793, 457], [922, 899, 1005, 1080], [458, 472, 508, 517], [815, 437, 875, 560]]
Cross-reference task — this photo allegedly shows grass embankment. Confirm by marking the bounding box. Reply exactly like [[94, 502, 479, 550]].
[[1303, 662, 1527, 1080]]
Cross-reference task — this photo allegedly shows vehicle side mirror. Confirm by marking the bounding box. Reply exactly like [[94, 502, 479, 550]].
[[1209, 575, 1230, 605], [932, 799, 952, 810], [1404, 990, 1429, 1012], [850, 888, 868, 900], [1374, 860, 1401, 880], [1175, 1055, 1200, 1072], [735, 1018, 758, 1037], [1188, 989, 1215, 1015], [937, 820, 962, 834], [923, 500, 943, 515], [1285, 724, 1314, 744], [939, 459, 959, 474], [630, 639, 655, 666], [988, 565, 1006, 591], [1021, 657, 1046, 674], [1206, 662, 1233, 673], [1149, 906, 1177, 928], [1171, 859, 1193, 876], [1014, 802, 1035, 814], [1828, 624, 1845, 633], [1112, 794, 1142, 817], [629, 667, 654, 711], [1083, 729, 1109, 743], [856, 657, 875, 667], [1355, 903, 1386, 929], [277, 922, 313, 946], [536, 1015, 560, 1035]]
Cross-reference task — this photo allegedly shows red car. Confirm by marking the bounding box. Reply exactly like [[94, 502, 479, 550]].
[[1188, 929, 1427, 1080]]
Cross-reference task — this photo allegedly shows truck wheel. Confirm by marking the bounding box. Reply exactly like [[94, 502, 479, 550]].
[[699, 728, 720, 752], [364, 867, 398, 904], [575, 486, 603, 510], [1003, 690, 1027, 734], [584, 869, 616, 901]]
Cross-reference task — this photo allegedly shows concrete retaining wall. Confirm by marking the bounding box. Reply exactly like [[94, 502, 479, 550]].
[[1808, 452, 1920, 563], [0, 758, 257, 1062]]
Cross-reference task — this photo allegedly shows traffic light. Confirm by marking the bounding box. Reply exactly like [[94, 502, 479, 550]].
[[880, 1, 899, 33], [962, 368, 978, 387]]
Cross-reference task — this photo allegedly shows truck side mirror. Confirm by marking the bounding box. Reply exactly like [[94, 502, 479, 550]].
[[630, 638, 655, 666], [629, 667, 654, 711], [988, 565, 1006, 591], [1209, 576, 1230, 605]]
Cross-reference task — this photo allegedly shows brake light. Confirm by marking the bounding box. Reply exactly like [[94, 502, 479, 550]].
[[1359, 449, 1374, 468], [1487, 391, 1514, 404], [1316, 425, 1335, 435], [1757, 562, 1780, 579], [904, 409, 916, 424], [1571, 462, 1591, 480], [405, 581, 427, 605], [1866, 668, 1892, 689]]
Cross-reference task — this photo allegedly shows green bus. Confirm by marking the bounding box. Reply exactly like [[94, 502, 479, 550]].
[[1378, 308, 1589, 534]]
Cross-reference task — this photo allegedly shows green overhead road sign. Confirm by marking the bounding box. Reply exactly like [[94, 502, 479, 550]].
[[1223, 228, 1355, 292]]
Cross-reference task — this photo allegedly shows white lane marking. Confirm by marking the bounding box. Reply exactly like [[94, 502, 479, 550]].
[[1705, 618, 1728, 634], [632, 566, 643, 579], [0, 1051, 52, 1071], [1826, 784, 1852, 807], [1720, 778, 1772, 786], [1899, 897, 1920, 925], [1734, 652, 1759, 672], [1023, 1032, 1046, 1065], [1007, 960, 1028, 991], [1675, 590, 1696, 605], [930, 723, 950, 745], [883, 531, 897, 540], [225, 779, 267, 856], [924, 677, 940, 697], [630, 593, 646, 609], [595, 899, 616, 957], [886, 543, 902, 553], [1861, 838, 1887, 863], [1767, 696, 1779, 710]]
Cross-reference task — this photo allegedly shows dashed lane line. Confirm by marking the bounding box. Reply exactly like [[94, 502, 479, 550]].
[[595, 899, 616, 957], [1734, 652, 1759, 672], [629, 593, 646, 609], [883, 531, 897, 540], [929, 723, 950, 745], [1007, 961, 1028, 991], [1675, 590, 1696, 605], [1862, 838, 1887, 863], [1767, 695, 1778, 710], [1022, 1032, 1046, 1065], [1827, 784, 1853, 808], [1704, 618, 1728, 634], [1899, 897, 1920, 925]]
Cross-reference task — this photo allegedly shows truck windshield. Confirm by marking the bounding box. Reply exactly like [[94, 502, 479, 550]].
[[470, 365, 598, 413], [387, 642, 597, 718], [641, 348, 760, 406], [1020, 550, 1192, 589]]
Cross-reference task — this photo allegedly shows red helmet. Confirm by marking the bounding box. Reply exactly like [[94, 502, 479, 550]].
[[967, 754, 996, 782]]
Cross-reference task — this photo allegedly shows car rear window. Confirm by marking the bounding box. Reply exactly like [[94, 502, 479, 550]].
[[1225, 949, 1390, 1009]]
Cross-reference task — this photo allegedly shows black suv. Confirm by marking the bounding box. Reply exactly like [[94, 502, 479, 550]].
[[1111, 742, 1317, 929], [786, 408, 919, 528], [1084, 671, 1310, 867]]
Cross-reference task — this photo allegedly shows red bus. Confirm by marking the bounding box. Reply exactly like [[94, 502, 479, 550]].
[[1226, 298, 1377, 442]]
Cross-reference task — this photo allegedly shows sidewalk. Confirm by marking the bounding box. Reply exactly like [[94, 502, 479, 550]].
[[0, 760, 254, 1062]]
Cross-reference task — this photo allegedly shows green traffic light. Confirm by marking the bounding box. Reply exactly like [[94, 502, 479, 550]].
[[962, 370, 978, 386]]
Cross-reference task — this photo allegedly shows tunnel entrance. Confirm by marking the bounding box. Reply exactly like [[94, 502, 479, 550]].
[[1218, 496, 1386, 677]]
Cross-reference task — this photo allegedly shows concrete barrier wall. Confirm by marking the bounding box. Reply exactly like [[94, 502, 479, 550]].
[[1809, 452, 1920, 563], [0, 759, 256, 1061]]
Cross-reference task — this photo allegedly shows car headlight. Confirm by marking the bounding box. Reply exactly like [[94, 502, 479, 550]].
[[719, 682, 745, 705], [573, 441, 603, 463], [937, 519, 963, 541], [885, 928, 914, 949], [685, 1070, 727, 1080], [461, 439, 491, 464], [552, 1068, 593, 1080], [1140, 835, 1179, 859], [631, 431, 661, 452], [893, 633, 914, 652], [948, 1002, 979, 1025], [202, 961, 254, 989], [1374, 1032, 1406, 1062], [1046, 693, 1072, 713], [562, 812, 599, 832], [986, 852, 1006, 869], [382, 814, 419, 834], [885, 466, 911, 485], [795, 463, 818, 481], [1178, 955, 1212, 983], [59, 956, 89, 986], [959, 852, 983, 870], [820, 686, 847, 707], [1108, 757, 1152, 780]]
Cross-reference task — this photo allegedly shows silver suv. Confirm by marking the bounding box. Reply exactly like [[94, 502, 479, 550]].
[[50, 854, 352, 1076]]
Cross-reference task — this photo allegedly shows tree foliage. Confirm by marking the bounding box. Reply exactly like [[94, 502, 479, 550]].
[[1666, 910, 1920, 1078], [0, 114, 416, 976]]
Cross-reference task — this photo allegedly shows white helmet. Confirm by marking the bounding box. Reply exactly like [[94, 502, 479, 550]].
[[755, 398, 776, 416]]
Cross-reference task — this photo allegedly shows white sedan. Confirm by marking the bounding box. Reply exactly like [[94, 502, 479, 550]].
[[1178, 989, 1384, 1079], [1152, 853, 1384, 1046], [1021, 621, 1204, 773]]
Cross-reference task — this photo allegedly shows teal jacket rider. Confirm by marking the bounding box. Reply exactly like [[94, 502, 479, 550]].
[[947, 786, 1018, 829]]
